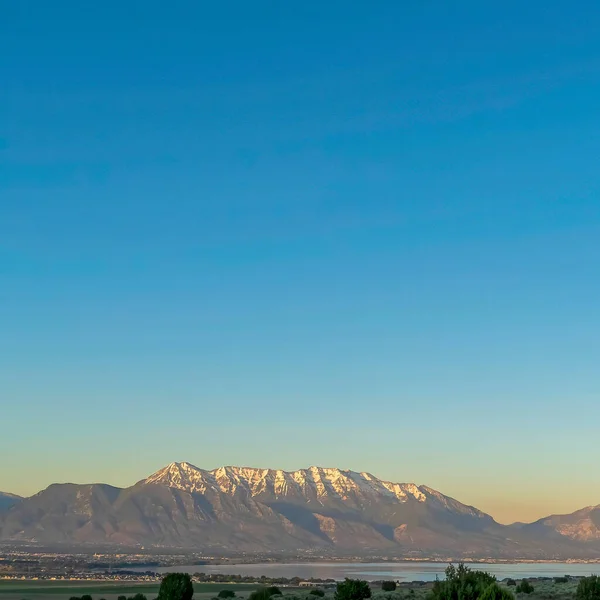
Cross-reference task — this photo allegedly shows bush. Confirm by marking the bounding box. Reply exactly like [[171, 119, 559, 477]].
[[381, 583, 397, 593], [219, 592, 236, 599], [480, 584, 514, 600], [248, 588, 282, 600], [554, 577, 569, 584], [516, 581, 534, 595], [310, 591, 325, 597], [130, 595, 148, 600], [335, 579, 372, 600], [81, 595, 93, 600], [430, 564, 498, 600], [577, 576, 600, 600], [158, 573, 194, 600], [506, 581, 517, 587]]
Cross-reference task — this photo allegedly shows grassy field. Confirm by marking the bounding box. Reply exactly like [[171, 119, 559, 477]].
[[0, 581, 263, 600], [0, 577, 583, 600]]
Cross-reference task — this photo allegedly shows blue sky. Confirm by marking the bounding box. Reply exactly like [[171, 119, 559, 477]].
[[1, 0, 600, 523]]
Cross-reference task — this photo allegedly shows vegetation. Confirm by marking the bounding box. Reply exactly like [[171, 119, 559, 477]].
[[309, 591, 325, 597], [218, 592, 236, 599], [157, 574, 193, 600], [248, 587, 283, 600], [576, 576, 600, 600], [67, 595, 147, 600], [555, 578, 570, 585], [515, 581, 534, 595], [429, 563, 509, 600], [335, 579, 372, 600], [381, 584, 397, 593], [506, 581, 517, 588]]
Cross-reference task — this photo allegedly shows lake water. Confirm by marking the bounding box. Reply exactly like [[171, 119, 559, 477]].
[[152, 561, 600, 582]]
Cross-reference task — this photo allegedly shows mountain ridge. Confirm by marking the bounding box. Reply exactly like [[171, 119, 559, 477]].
[[1, 463, 599, 558]]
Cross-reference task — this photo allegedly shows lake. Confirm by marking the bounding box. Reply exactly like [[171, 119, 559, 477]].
[[152, 561, 600, 582]]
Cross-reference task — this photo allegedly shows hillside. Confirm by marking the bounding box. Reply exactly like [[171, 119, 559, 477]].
[[0, 463, 599, 558]]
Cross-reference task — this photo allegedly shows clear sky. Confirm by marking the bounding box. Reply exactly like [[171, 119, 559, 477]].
[[1, 1, 600, 525]]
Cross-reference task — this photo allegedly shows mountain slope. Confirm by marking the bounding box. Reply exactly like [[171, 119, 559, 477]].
[[522, 505, 600, 542], [1, 463, 599, 558], [0, 492, 22, 511]]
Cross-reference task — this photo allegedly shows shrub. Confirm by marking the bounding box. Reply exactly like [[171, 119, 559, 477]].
[[516, 580, 534, 595], [480, 584, 514, 600], [506, 580, 517, 587], [249, 588, 283, 600], [219, 592, 236, 599], [335, 579, 372, 600], [81, 595, 93, 600], [577, 576, 600, 600], [381, 583, 397, 593], [310, 591, 325, 597], [554, 577, 569, 584]]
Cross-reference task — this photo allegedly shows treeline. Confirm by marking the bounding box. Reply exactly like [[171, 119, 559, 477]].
[[193, 573, 336, 585]]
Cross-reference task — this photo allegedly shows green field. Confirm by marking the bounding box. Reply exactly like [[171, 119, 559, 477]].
[[0, 581, 264, 600], [0, 577, 584, 600]]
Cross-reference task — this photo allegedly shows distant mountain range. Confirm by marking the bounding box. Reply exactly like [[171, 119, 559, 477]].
[[1, 463, 600, 559]]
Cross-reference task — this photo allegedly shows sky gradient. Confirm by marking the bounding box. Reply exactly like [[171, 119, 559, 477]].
[[1, 1, 600, 525]]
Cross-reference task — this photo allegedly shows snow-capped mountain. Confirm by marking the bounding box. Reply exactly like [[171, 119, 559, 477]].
[[0, 463, 598, 558], [145, 463, 444, 507]]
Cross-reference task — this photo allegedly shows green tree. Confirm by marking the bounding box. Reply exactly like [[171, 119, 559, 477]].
[[118, 596, 127, 600], [506, 581, 516, 587], [430, 563, 498, 600], [335, 579, 372, 600], [218, 592, 236, 599], [577, 576, 600, 600], [310, 591, 325, 597], [381, 583, 397, 593], [480, 584, 514, 600], [158, 573, 194, 600], [81, 595, 93, 600], [515, 581, 534, 595], [248, 588, 282, 600], [129, 594, 148, 600]]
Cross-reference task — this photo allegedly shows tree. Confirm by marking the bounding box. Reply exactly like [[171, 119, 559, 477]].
[[515, 581, 534, 595], [577, 576, 600, 600], [430, 563, 498, 600], [480, 584, 514, 600], [506, 581, 516, 587], [248, 587, 282, 600], [81, 595, 93, 600], [381, 583, 397, 593], [118, 596, 127, 600], [310, 591, 325, 597], [218, 592, 236, 599], [335, 579, 372, 600], [129, 594, 148, 600], [158, 573, 194, 600]]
